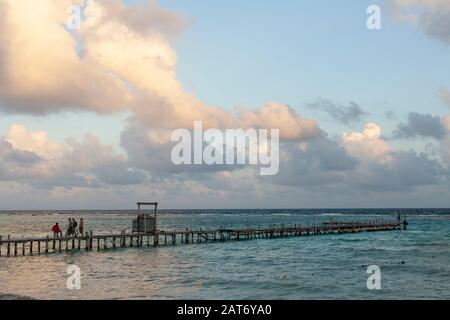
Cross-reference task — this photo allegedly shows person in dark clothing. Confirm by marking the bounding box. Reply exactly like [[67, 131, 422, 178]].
[[79, 218, 84, 235], [66, 218, 74, 237], [72, 218, 78, 236]]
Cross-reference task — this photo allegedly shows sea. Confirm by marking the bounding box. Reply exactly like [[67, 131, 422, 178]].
[[0, 208, 449, 300]]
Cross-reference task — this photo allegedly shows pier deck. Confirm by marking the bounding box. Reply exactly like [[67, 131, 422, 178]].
[[0, 220, 401, 257]]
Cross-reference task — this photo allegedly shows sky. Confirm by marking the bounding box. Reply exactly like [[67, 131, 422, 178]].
[[0, 0, 449, 209]]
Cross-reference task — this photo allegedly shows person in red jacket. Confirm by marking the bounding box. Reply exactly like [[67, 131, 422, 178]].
[[52, 223, 62, 238]]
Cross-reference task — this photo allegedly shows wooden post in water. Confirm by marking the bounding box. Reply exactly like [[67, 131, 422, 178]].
[[45, 236, 49, 254], [30, 240, 33, 255], [7, 235, 11, 257], [154, 232, 159, 246], [85, 232, 89, 251]]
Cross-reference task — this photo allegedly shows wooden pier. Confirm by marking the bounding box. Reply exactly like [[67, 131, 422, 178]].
[[0, 220, 401, 258]]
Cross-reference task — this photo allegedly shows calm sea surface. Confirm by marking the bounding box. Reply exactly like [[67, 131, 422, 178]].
[[0, 209, 449, 300]]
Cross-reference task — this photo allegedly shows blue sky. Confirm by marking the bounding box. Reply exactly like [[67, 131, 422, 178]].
[[166, 0, 449, 114]]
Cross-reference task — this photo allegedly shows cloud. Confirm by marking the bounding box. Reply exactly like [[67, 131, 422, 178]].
[[0, 139, 41, 166], [342, 123, 392, 164], [95, 0, 188, 39], [347, 150, 447, 192], [392, 112, 446, 140], [0, 0, 232, 130], [263, 123, 448, 194], [237, 103, 322, 141], [307, 100, 369, 125], [390, 0, 450, 45], [0, 0, 131, 114], [5, 124, 65, 160], [0, 124, 146, 187], [440, 115, 450, 165], [266, 136, 358, 188], [1, 1, 326, 134]]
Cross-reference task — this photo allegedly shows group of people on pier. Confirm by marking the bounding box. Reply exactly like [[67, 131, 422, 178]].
[[51, 218, 84, 238]]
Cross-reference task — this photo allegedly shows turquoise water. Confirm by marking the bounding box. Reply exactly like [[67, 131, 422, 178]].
[[0, 209, 449, 300]]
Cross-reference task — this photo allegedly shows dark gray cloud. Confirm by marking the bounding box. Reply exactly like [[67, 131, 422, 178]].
[[121, 123, 262, 179], [0, 140, 41, 166], [0, 133, 147, 189], [2, 121, 450, 207], [392, 112, 446, 140], [307, 100, 368, 125], [350, 150, 447, 192], [92, 165, 147, 186], [420, 5, 450, 45], [390, 0, 450, 46], [264, 136, 358, 188], [121, 119, 450, 198], [265, 141, 448, 194]]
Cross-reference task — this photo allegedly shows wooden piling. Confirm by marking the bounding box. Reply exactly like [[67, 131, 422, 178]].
[[85, 232, 89, 251], [7, 235, 11, 257]]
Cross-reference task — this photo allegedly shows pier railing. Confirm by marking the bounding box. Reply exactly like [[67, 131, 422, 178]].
[[0, 220, 401, 257]]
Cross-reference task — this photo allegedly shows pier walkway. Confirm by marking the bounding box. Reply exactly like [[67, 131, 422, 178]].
[[0, 220, 401, 257]]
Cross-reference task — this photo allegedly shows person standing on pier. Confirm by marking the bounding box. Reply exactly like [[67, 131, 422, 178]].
[[52, 223, 62, 238], [66, 218, 74, 237], [79, 218, 84, 235], [72, 218, 78, 236]]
